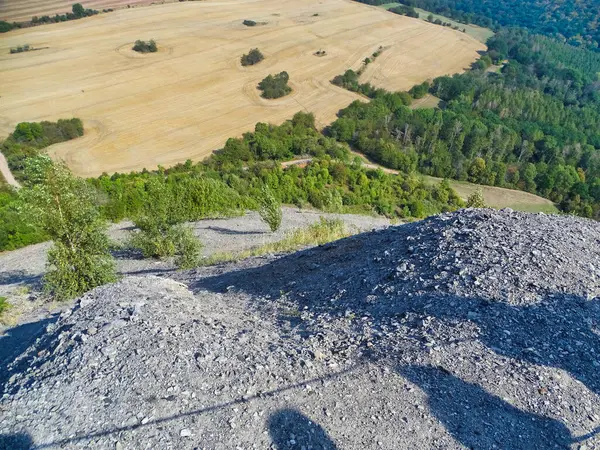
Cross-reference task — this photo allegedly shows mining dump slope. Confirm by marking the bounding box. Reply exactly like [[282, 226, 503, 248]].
[[1, 209, 600, 449]]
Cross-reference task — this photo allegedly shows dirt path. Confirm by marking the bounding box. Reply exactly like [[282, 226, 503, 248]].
[[0, 152, 20, 188]]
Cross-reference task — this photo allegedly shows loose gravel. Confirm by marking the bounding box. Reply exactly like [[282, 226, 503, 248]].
[[1, 208, 599, 449]]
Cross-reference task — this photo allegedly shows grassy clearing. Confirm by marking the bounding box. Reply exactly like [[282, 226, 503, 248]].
[[409, 93, 442, 109], [348, 149, 556, 213], [423, 176, 559, 213], [201, 217, 352, 266], [379, 2, 494, 43]]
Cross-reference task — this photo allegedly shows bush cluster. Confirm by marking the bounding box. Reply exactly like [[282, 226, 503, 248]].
[[241, 48, 264, 66], [132, 40, 157, 53], [127, 178, 203, 269], [10, 44, 31, 54], [258, 72, 292, 99], [390, 5, 419, 18]]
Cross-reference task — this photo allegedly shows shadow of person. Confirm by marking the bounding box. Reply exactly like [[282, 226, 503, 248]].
[[189, 242, 600, 399], [0, 432, 33, 450], [398, 364, 574, 449], [268, 408, 337, 450], [0, 314, 59, 393], [407, 294, 600, 399]]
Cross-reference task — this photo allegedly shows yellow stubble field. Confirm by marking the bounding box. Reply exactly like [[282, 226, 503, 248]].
[[0, 0, 153, 23], [0, 0, 484, 176]]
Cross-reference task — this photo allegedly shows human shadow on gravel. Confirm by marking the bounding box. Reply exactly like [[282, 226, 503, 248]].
[[0, 432, 33, 450], [398, 365, 574, 448], [31, 366, 356, 449], [268, 408, 338, 449], [189, 248, 600, 397], [413, 294, 600, 399], [0, 315, 59, 393]]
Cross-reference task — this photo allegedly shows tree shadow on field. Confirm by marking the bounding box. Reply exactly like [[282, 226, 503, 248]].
[[0, 432, 33, 450], [398, 365, 573, 449], [268, 408, 338, 450], [0, 270, 42, 288], [206, 225, 266, 236]]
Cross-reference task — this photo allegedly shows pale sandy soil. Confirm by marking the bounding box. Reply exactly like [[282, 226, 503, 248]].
[[0, 0, 484, 176]]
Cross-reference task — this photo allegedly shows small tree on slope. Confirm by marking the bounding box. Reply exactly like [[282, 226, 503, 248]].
[[466, 189, 486, 208], [20, 156, 117, 300], [258, 184, 282, 232], [128, 178, 202, 269]]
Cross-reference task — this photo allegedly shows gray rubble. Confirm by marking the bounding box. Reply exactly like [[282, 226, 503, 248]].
[[1, 208, 600, 449]]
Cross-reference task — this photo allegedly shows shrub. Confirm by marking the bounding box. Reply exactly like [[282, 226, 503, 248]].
[[409, 81, 430, 99], [20, 157, 117, 300], [0, 21, 17, 33], [132, 39, 157, 53], [466, 189, 486, 208], [258, 185, 282, 232], [0, 297, 10, 320], [243, 19, 257, 26], [241, 48, 264, 66], [172, 225, 202, 269], [258, 72, 292, 99], [128, 178, 202, 268], [129, 221, 202, 269], [72, 3, 85, 17], [10, 44, 31, 54]]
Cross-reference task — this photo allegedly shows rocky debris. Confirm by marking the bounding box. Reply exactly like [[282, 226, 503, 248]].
[[1, 208, 600, 449]]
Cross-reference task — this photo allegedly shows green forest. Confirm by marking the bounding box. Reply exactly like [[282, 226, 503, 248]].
[[0, 114, 464, 252], [355, 0, 600, 51], [329, 27, 600, 219]]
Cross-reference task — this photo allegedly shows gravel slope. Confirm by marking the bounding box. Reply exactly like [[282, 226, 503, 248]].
[[1, 208, 599, 449], [0, 207, 389, 325]]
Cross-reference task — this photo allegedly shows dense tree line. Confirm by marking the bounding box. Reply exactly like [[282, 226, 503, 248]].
[[0, 119, 84, 251], [1, 3, 100, 34], [329, 29, 600, 218], [31, 3, 98, 25], [332, 69, 413, 106], [97, 112, 463, 222], [389, 5, 419, 18], [1, 119, 84, 182], [354, 0, 600, 51], [0, 114, 465, 252]]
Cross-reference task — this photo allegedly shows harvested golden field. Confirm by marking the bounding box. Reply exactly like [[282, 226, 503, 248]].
[[0, 0, 484, 176], [0, 0, 152, 23]]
